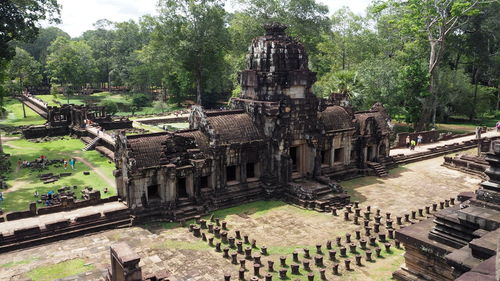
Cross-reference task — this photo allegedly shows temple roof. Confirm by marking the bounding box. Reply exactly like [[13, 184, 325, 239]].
[[320, 106, 355, 131], [206, 113, 263, 144], [355, 111, 391, 135], [127, 133, 170, 169]]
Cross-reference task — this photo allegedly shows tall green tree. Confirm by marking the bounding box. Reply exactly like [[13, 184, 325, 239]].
[[46, 37, 97, 103], [154, 0, 229, 105], [82, 19, 116, 90], [375, 0, 486, 130], [6, 47, 42, 94]]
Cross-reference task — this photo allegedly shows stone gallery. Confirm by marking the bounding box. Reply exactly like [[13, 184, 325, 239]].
[[114, 24, 391, 217]]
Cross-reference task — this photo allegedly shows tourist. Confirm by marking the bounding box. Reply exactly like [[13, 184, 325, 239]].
[[17, 159, 21, 168], [104, 187, 108, 194], [69, 158, 75, 170], [34, 190, 39, 197], [410, 139, 416, 150], [496, 121, 500, 132], [405, 135, 410, 148], [0, 192, 4, 201], [417, 134, 423, 146], [63, 159, 68, 170]]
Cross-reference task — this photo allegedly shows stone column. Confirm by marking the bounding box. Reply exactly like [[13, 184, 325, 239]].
[[108, 242, 142, 281]]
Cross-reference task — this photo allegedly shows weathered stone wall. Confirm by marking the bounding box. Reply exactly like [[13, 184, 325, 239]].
[[22, 125, 69, 139]]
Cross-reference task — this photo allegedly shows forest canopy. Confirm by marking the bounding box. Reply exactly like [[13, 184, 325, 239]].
[[1, 0, 499, 129]]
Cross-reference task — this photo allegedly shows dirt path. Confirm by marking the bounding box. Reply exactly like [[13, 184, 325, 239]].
[[74, 156, 116, 188]]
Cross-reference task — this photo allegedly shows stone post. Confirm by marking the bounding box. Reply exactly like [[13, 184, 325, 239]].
[[108, 242, 142, 281], [291, 264, 300, 275], [268, 260, 274, 272], [332, 263, 339, 275], [328, 250, 336, 261], [280, 256, 287, 267], [279, 268, 287, 279], [314, 255, 324, 267], [344, 259, 351, 271]]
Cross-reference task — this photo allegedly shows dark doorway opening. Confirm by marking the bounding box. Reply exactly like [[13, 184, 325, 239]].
[[226, 166, 237, 182], [200, 176, 209, 189], [147, 184, 160, 200], [177, 177, 188, 198], [246, 163, 255, 178], [367, 146, 374, 161], [290, 146, 298, 172]]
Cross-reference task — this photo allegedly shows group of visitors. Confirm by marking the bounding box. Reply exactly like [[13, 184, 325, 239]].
[[63, 158, 77, 170], [405, 134, 423, 150]]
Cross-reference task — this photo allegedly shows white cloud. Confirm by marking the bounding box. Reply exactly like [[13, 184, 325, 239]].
[[320, 0, 372, 15], [45, 0, 158, 37], [45, 0, 371, 37]]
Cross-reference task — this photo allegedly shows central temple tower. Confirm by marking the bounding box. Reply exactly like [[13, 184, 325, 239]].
[[238, 23, 317, 101]]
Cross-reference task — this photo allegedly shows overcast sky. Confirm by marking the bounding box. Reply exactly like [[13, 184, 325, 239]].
[[46, 0, 372, 38]]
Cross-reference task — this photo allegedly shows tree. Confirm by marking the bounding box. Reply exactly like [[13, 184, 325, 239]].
[[375, 0, 486, 130], [82, 20, 115, 90], [46, 37, 97, 103], [154, 0, 229, 105], [6, 47, 42, 94]]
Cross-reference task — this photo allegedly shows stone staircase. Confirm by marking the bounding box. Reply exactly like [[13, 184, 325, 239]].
[[82, 136, 101, 151], [367, 161, 388, 177]]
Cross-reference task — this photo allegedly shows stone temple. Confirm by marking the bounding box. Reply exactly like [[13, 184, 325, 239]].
[[114, 24, 391, 220]]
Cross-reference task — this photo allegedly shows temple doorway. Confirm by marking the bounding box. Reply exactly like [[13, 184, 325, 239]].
[[177, 177, 188, 198]]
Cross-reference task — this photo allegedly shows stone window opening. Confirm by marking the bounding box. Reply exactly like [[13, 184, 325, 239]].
[[200, 175, 210, 189], [226, 165, 240, 185], [246, 162, 260, 182], [177, 177, 188, 198], [147, 184, 160, 200], [334, 148, 344, 163]]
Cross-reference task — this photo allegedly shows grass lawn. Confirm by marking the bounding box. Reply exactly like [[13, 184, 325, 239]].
[[36, 92, 182, 116], [1, 137, 116, 213], [26, 258, 94, 281], [0, 97, 46, 128]]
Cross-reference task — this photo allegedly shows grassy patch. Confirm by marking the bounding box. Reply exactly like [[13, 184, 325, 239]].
[[1, 137, 116, 212], [26, 258, 94, 281], [209, 200, 288, 219], [160, 239, 212, 251], [0, 97, 46, 128]]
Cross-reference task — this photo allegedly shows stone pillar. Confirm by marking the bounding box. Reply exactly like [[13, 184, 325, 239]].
[[314, 255, 324, 267], [355, 254, 362, 266], [268, 260, 274, 272], [279, 268, 287, 279], [291, 264, 300, 275], [303, 260, 311, 271], [261, 246, 267, 255], [344, 259, 351, 271], [316, 243, 322, 254], [280, 256, 287, 267], [108, 242, 142, 281], [332, 263, 339, 275], [303, 248, 310, 259], [328, 250, 336, 261], [239, 268, 245, 280], [365, 250, 372, 261]]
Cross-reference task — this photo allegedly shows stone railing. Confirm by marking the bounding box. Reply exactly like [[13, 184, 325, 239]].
[[0, 191, 119, 222]]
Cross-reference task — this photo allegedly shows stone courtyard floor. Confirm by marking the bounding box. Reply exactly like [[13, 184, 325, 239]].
[[0, 156, 482, 281]]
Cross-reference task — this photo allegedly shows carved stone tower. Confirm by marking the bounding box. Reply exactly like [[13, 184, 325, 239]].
[[239, 23, 317, 101]]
